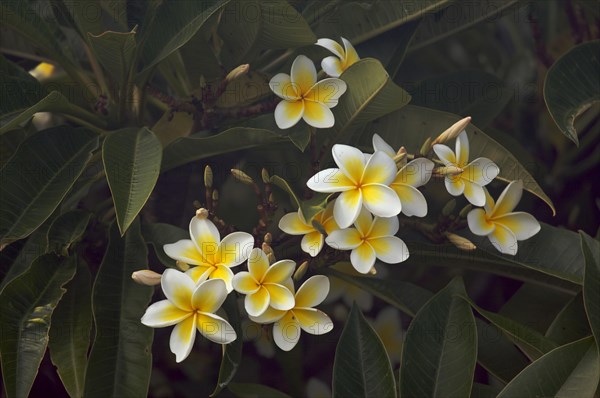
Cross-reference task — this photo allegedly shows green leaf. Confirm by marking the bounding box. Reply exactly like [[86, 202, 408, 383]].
[[365, 105, 556, 214], [581, 232, 600, 348], [103, 127, 162, 235], [141, 222, 188, 268], [215, 71, 272, 109], [228, 383, 292, 398], [88, 28, 137, 85], [84, 220, 154, 398], [333, 303, 396, 398], [0, 253, 77, 398], [399, 277, 476, 398], [162, 127, 290, 171], [544, 40, 600, 145], [242, 114, 313, 152], [497, 337, 600, 398], [57, 0, 106, 39], [47, 210, 92, 256], [0, 127, 29, 168], [48, 260, 93, 398], [0, 126, 98, 247], [269, 175, 330, 221], [0, 56, 46, 119], [545, 293, 591, 345]]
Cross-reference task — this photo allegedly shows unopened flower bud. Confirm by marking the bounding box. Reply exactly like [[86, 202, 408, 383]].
[[394, 146, 407, 168], [176, 260, 190, 271], [204, 166, 213, 188], [262, 242, 273, 255], [261, 168, 270, 184], [433, 116, 472, 145], [268, 193, 275, 204], [264, 232, 272, 244], [225, 64, 250, 83], [195, 208, 209, 219], [369, 266, 377, 275], [267, 252, 276, 264], [131, 269, 162, 286], [445, 232, 476, 251], [212, 190, 219, 201], [442, 199, 457, 216], [433, 166, 463, 177], [419, 137, 433, 156], [293, 261, 308, 281], [459, 204, 473, 218], [231, 169, 254, 185]]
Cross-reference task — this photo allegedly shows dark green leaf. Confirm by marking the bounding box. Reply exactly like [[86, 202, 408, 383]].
[[48, 260, 93, 398], [544, 40, 600, 145], [581, 232, 600, 347], [545, 293, 591, 345], [228, 383, 292, 398], [141, 222, 188, 268], [103, 127, 162, 235], [269, 175, 330, 221], [0, 56, 47, 119], [0, 254, 77, 398], [242, 113, 312, 152], [400, 277, 476, 398], [333, 303, 396, 398], [470, 382, 501, 398], [84, 220, 154, 397], [0, 126, 98, 247], [47, 210, 92, 256], [88, 28, 137, 85]]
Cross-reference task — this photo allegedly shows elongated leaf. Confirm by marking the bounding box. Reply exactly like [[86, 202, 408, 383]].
[[0, 254, 77, 398], [269, 175, 330, 221], [141, 222, 188, 268], [228, 383, 292, 398], [498, 337, 600, 398], [581, 232, 600, 347], [545, 293, 591, 345], [0, 56, 46, 119], [47, 210, 92, 256], [544, 40, 600, 145], [400, 277, 476, 398], [49, 260, 92, 398], [365, 105, 555, 213], [0, 126, 98, 247], [162, 127, 290, 171], [103, 127, 162, 235], [88, 28, 137, 85], [215, 71, 271, 109], [84, 220, 153, 398], [333, 303, 396, 398]]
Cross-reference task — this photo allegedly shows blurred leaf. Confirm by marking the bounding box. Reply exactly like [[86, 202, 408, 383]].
[[157, 50, 192, 96], [162, 127, 290, 171], [228, 383, 292, 398], [84, 220, 153, 398], [0, 253, 77, 398], [0, 126, 98, 247], [57, 0, 106, 40], [88, 28, 137, 85], [400, 277, 476, 398], [581, 232, 600, 346], [0, 56, 46, 119], [270, 175, 329, 221], [471, 383, 501, 398], [333, 303, 396, 398], [103, 127, 162, 235], [546, 293, 591, 345], [544, 40, 600, 145], [216, 71, 271, 109], [47, 210, 92, 256], [497, 337, 600, 398], [0, 127, 29, 168], [242, 114, 312, 151], [365, 105, 556, 214], [141, 222, 188, 268], [383, 20, 421, 80], [48, 260, 92, 398]]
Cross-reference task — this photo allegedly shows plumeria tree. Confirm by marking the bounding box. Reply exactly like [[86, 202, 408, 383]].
[[1, 1, 599, 397]]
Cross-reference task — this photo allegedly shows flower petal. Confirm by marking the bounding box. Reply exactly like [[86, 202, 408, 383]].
[[196, 312, 237, 344], [249, 306, 287, 324], [334, 189, 363, 228], [332, 144, 366, 184], [301, 231, 324, 257], [211, 264, 235, 293], [294, 308, 333, 335], [302, 101, 335, 128], [265, 283, 295, 311], [273, 311, 301, 351], [305, 78, 347, 107], [488, 223, 518, 255], [445, 176, 465, 196], [321, 56, 344, 77], [163, 239, 207, 266], [326, 228, 362, 250], [306, 168, 355, 193], [291, 55, 317, 95], [362, 151, 397, 185], [170, 314, 196, 363], [341, 37, 360, 66], [372, 133, 396, 158], [455, 131, 469, 166], [269, 73, 299, 100], [189, 216, 220, 262], [493, 212, 541, 240], [433, 144, 457, 166], [217, 231, 254, 268], [369, 236, 409, 264], [192, 278, 228, 313], [185, 266, 212, 284], [467, 208, 495, 236], [263, 259, 296, 284], [462, 180, 486, 207], [245, 286, 270, 317], [232, 271, 260, 294], [247, 247, 269, 280], [483, 188, 495, 213], [295, 275, 330, 308], [368, 216, 399, 238], [316, 38, 345, 58], [354, 207, 373, 236], [362, 184, 402, 218], [492, 180, 523, 217], [141, 300, 191, 328], [462, 157, 499, 186], [350, 243, 377, 273], [279, 212, 313, 235], [392, 184, 428, 217], [395, 158, 434, 187], [161, 269, 194, 311], [274, 99, 304, 130]]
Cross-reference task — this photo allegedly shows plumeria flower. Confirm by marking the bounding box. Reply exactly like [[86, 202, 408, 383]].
[[325, 262, 373, 312], [163, 212, 254, 292], [269, 55, 347, 129], [372, 134, 434, 217], [467, 180, 541, 255], [372, 307, 404, 365], [232, 248, 296, 317], [141, 269, 236, 363], [307, 144, 401, 228], [326, 208, 409, 273], [316, 37, 360, 77], [278, 202, 339, 257], [432, 131, 499, 206], [250, 275, 333, 351]]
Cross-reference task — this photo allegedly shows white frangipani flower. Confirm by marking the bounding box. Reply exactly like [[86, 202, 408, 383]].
[[433, 131, 499, 206], [269, 55, 347, 129], [232, 248, 296, 317], [467, 180, 541, 255], [307, 144, 401, 228], [163, 214, 254, 292], [326, 208, 409, 273], [316, 37, 360, 77], [141, 269, 236, 363], [250, 275, 333, 351], [278, 202, 339, 257]]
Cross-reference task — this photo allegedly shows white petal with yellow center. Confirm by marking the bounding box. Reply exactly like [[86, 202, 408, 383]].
[[350, 243, 377, 273], [232, 272, 260, 294], [302, 101, 335, 128], [368, 216, 399, 239], [211, 264, 235, 293], [245, 286, 270, 317], [269, 73, 299, 101], [291, 55, 317, 95], [163, 239, 207, 266], [186, 266, 212, 284], [265, 283, 295, 311], [316, 38, 345, 58], [391, 184, 428, 217], [467, 208, 496, 236], [395, 158, 434, 187], [445, 176, 465, 196], [307, 168, 355, 193], [249, 306, 286, 324], [361, 151, 397, 185], [341, 37, 360, 65], [489, 223, 518, 255], [274, 99, 304, 130], [196, 312, 237, 344], [362, 184, 401, 218], [332, 144, 366, 183], [279, 212, 313, 235], [462, 180, 486, 207], [493, 212, 540, 240], [353, 208, 373, 236], [191, 278, 228, 313], [141, 300, 191, 328], [372, 133, 396, 158], [247, 248, 269, 280], [304, 78, 347, 108], [334, 189, 363, 228], [295, 275, 330, 308], [492, 180, 523, 217], [433, 144, 457, 166], [161, 269, 194, 311], [369, 236, 409, 264], [294, 308, 333, 335], [455, 131, 469, 166], [462, 158, 499, 186], [321, 56, 344, 77], [189, 216, 220, 261], [170, 314, 196, 363], [301, 231, 324, 257], [326, 228, 362, 250], [218, 231, 254, 268], [273, 311, 301, 351], [263, 259, 296, 284]]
